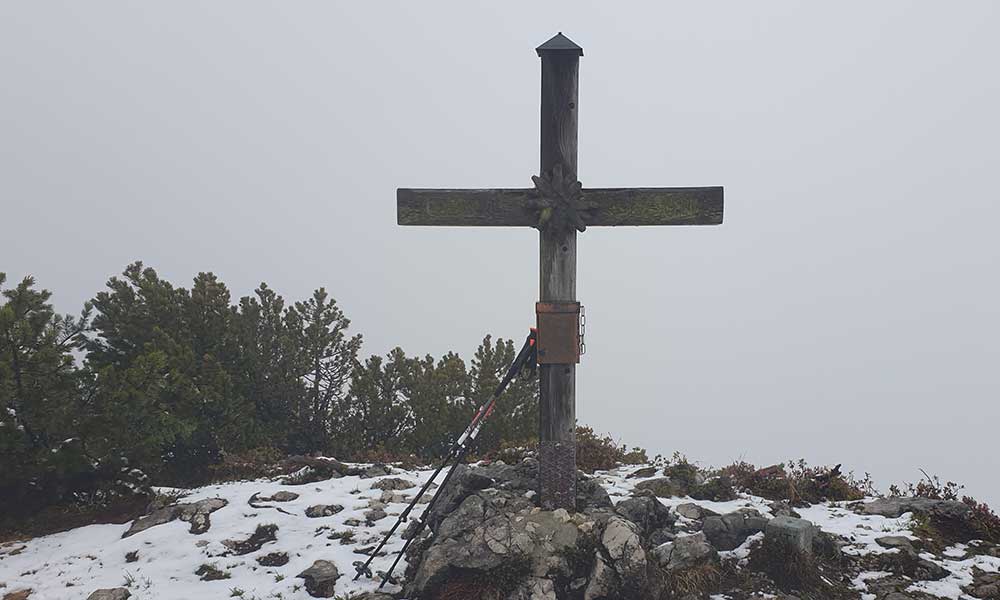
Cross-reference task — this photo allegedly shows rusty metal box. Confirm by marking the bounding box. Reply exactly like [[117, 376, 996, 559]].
[[536, 302, 580, 364]]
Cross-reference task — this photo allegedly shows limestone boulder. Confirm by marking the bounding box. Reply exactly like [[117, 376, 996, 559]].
[[122, 497, 227, 537], [297, 560, 341, 598], [86, 590, 130, 600], [963, 567, 1000, 599], [860, 497, 970, 520], [407, 495, 580, 596], [875, 535, 916, 554], [614, 495, 675, 541], [261, 490, 299, 502], [371, 477, 415, 491], [765, 516, 818, 554], [652, 531, 719, 571], [601, 516, 647, 576], [702, 509, 769, 550], [633, 477, 684, 498], [359, 464, 393, 479], [508, 577, 558, 600], [305, 504, 344, 518], [675, 502, 719, 521]]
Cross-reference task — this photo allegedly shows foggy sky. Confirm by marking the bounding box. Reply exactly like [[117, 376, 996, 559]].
[[2, 3, 998, 505]]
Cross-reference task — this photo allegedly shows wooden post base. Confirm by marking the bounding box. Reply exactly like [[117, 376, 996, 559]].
[[539, 440, 577, 510]]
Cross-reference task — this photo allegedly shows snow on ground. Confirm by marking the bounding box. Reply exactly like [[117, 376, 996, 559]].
[[795, 502, 914, 556], [1, 462, 998, 600], [1, 465, 435, 600], [909, 551, 1000, 599]]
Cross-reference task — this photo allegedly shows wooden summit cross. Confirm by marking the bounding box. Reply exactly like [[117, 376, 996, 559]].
[[397, 33, 724, 510]]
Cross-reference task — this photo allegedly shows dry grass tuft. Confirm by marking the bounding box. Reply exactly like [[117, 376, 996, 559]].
[[664, 562, 723, 597]]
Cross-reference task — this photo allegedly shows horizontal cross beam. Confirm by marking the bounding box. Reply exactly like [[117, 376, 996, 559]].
[[397, 187, 723, 227]]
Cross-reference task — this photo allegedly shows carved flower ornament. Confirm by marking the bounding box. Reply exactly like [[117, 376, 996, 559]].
[[529, 164, 598, 233]]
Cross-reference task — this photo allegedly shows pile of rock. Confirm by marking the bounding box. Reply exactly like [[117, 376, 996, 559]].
[[56, 458, 997, 600], [397, 457, 834, 600]]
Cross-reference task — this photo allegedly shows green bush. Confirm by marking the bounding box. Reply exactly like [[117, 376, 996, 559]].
[[0, 265, 546, 518]]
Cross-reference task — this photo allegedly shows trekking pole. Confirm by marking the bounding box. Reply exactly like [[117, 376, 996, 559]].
[[353, 329, 537, 586]]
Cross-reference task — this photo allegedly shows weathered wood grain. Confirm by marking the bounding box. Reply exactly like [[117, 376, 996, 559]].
[[589, 187, 724, 226], [537, 42, 579, 511], [396, 188, 536, 226], [397, 187, 724, 227]]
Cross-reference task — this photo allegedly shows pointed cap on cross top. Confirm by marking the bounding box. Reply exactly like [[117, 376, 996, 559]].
[[536, 32, 583, 57]]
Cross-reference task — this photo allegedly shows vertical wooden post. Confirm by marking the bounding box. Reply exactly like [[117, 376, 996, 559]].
[[537, 33, 582, 510]]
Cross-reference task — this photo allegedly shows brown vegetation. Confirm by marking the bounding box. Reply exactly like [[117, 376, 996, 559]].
[[718, 460, 871, 505]]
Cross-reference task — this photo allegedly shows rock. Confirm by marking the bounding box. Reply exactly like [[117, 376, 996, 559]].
[[0, 544, 26, 558], [352, 594, 395, 600], [969, 541, 1000, 559], [122, 497, 227, 537], [364, 507, 387, 524], [614, 496, 675, 540], [419, 459, 610, 535], [769, 501, 801, 518], [812, 530, 845, 558], [400, 459, 627, 599], [877, 550, 949, 581], [703, 510, 769, 551], [860, 497, 971, 520], [689, 476, 738, 502], [675, 502, 719, 520], [261, 491, 299, 502], [305, 504, 345, 518], [461, 471, 495, 490], [649, 528, 675, 546], [963, 566, 1000, 598], [354, 544, 385, 556], [380, 490, 408, 504], [601, 516, 647, 575], [371, 477, 415, 491], [407, 494, 578, 597], [577, 475, 614, 511], [871, 534, 949, 582], [876, 536, 916, 553], [298, 560, 341, 598], [633, 477, 684, 498], [466, 459, 537, 494], [584, 556, 615, 600], [257, 551, 289, 567], [222, 523, 278, 555], [626, 466, 659, 479], [3, 591, 33, 600], [508, 577, 558, 600], [279, 456, 350, 484], [195, 564, 229, 581], [652, 531, 719, 571], [344, 518, 363, 527], [359, 464, 393, 479], [85, 590, 131, 600], [764, 516, 817, 555], [181, 498, 228, 535]]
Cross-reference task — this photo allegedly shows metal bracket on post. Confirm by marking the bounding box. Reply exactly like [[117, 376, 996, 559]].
[[535, 302, 581, 364]]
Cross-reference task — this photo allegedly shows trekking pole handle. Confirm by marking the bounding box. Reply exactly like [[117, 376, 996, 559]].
[[492, 329, 537, 398]]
